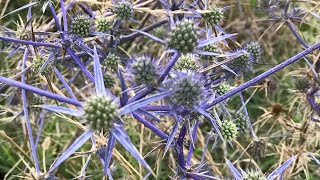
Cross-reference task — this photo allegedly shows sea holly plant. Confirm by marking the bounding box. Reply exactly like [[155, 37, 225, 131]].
[[0, 0, 319, 179]]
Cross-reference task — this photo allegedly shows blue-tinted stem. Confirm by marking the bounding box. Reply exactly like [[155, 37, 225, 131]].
[[238, 92, 257, 140], [0, 76, 82, 106], [186, 174, 203, 180], [204, 42, 320, 109], [142, 105, 171, 111], [132, 112, 168, 139], [186, 120, 199, 166], [21, 49, 40, 174], [177, 125, 187, 169], [35, 112, 45, 147], [287, 21, 309, 48], [0, 36, 60, 48]]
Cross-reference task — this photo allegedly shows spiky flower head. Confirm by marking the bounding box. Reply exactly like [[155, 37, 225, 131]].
[[243, 170, 266, 180], [95, 18, 113, 33], [200, 44, 219, 61], [153, 27, 166, 38], [221, 120, 238, 141], [170, 74, 204, 108], [16, 28, 31, 40], [174, 55, 198, 71], [29, 95, 44, 112], [245, 42, 262, 61], [216, 82, 229, 95], [114, 1, 133, 20], [228, 50, 253, 73], [248, 139, 267, 159], [32, 55, 52, 75], [234, 113, 248, 133], [167, 19, 199, 54], [104, 74, 116, 88], [131, 57, 159, 85], [202, 6, 224, 25], [103, 53, 120, 70], [83, 96, 118, 132], [292, 76, 309, 91], [70, 15, 91, 37]]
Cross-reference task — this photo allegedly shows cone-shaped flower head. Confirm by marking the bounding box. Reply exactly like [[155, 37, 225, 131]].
[[167, 19, 199, 54], [95, 18, 113, 33], [170, 74, 204, 108], [248, 139, 267, 159], [71, 15, 91, 37], [216, 82, 229, 95], [229, 50, 253, 73], [234, 113, 248, 133], [245, 42, 262, 61], [104, 74, 116, 89], [103, 53, 120, 70], [202, 6, 224, 25], [243, 170, 266, 180], [293, 76, 309, 91], [174, 55, 198, 71], [200, 44, 219, 61], [83, 96, 118, 132], [132, 57, 159, 85], [114, 1, 133, 20], [221, 120, 238, 141], [29, 95, 44, 112], [32, 55, 52, 75]]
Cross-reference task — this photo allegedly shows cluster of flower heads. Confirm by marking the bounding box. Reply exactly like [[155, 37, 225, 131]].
[[0, 0, 316, 179]]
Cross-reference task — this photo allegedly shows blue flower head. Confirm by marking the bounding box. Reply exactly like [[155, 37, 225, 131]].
[[130, 55, 160, 86], [70, 15, 91, 37], [113, 1, 134, 21]]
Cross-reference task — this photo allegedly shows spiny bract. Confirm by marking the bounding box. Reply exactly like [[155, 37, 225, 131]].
[[170, 74, 204, 108], [70, 15, 91, 37], [174, 55, 198, 71], [234, 113, 248, 133], [83, 96, 118, 132], [132, 58, 158, 85], [103, 53, 120, 70], [114, 1, 133, 20], [202, 6, 224, 25], [167, 19, 199, 54], [221, 120, 238, 141], [95, 18, 113, 33]]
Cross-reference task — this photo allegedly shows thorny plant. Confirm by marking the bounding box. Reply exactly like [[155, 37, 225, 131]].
[[0, 0, 319, 179]]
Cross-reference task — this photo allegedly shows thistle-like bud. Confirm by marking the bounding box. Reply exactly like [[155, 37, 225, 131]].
[[83, 96, 118, 132], [174, 55, 198, 71], [229, 51, 252, 73], [202, 6, 224, 25], [95, 18, 113, 33], [153, 27, 166, 38], [221, 120, 238, 141], [245, 42, 262, 61], [234, 113, 248, 133], [167, 19, 199, 54], [114, 1, 133, 20], [132, 58, 158, 85], [293, 76, 309, 91], [216, 82, 229, 95], [103, 53, 120, 70], [170, 74, 204, 108], [29, 95, 44, 112], [16, 29, 31, 40], [247, 139, 267, 159], [243, 170, 266, 180], [104, 74, 116, 88], [70, 15, 91, 37], [200, 44, 219, 61], [32, 55, 52, 75]]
